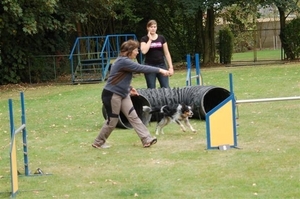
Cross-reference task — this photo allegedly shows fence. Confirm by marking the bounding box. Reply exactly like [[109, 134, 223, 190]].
[[29, 27, 286, 83], [216, 28, 285, 65], [28, 54, 71, 83]]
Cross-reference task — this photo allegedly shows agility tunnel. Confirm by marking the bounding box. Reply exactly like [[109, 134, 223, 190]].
[[137, 86, 230, 120], [102, 85, 230, 129]]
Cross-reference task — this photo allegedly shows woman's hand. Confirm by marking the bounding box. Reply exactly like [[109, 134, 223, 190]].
[[159, 69, 170, 76], [168, 68, 174, 76], [147, 31, 152, 41], [130, 87, 139, 96]]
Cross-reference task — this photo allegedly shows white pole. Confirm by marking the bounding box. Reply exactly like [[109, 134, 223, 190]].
[[236, 96, 300, 104]]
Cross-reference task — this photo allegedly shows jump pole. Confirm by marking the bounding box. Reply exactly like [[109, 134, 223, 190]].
[[236, 96, 300, 104], [10, 92, 30, 176]]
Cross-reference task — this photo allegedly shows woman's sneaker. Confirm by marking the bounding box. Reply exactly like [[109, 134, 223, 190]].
[[143, 138, 157, 148], [92, 143, 111, 149]]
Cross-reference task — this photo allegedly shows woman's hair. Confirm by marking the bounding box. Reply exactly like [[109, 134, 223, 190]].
[[120, 39, 139, 57], [147, 19, 157, 28]]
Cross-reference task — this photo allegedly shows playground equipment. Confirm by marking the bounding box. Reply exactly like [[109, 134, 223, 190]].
[[186, 53, 203, 86], [69, 34, 142, 84]]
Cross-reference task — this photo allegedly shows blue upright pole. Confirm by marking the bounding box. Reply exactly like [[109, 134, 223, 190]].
[[20, 92, 29, 176], [186, 54, 191, 86], [229, 73, 238, 147], [229, 73, 234, 94], [9, 99, 15, 138], [195, 53, 200, 85]]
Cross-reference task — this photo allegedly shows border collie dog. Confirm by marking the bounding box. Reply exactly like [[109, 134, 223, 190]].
[[148, 103, 196, 135]]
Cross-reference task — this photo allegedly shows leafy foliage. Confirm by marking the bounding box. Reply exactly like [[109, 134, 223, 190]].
[[218, 27, 234, 64], [220, 3, 259, 52], [283, 18, 300, 59], [0, 0, 70, 84], [260, 0, 300, 59]]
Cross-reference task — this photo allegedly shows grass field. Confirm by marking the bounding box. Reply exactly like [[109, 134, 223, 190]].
[[0, 63, 299, 198], [232, 49, 282, 62]]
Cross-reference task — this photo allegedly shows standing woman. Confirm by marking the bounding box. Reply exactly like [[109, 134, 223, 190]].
[[140, 19, 174, 88], [92, 39, 170, 149]]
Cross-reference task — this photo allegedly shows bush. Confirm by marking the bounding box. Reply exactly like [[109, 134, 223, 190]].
[[218, 27, 234, 64], [283, 18, 300, 59]]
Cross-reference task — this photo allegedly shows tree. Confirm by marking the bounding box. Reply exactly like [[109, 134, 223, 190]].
[[219, 27, 234, 64], [59, 0, 142, 37], [284, 18, 300, 59], [261, 0, 300, 60], [173, 0, 238, 65], [0, 0, 140, 84], [0, 0, 70, 84]]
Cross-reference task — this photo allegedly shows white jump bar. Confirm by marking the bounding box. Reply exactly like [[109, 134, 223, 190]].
[[236, 96, 300, 104], [14, 124, 26, 134]]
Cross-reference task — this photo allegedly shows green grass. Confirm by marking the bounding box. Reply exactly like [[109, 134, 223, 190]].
[[0, 63, 299, 198], [232, 49, 282, 61]]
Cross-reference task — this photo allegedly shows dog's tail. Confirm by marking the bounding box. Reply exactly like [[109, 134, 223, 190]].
[[142, 106, 152, 126], [143, 105, 167, 115], [143, 105, 163, 113], [142, 106, 151, 113], [149, 106, 162, 114], [149, 105, 172, 116]]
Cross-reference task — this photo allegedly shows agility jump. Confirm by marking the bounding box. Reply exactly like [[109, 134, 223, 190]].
[[186, 53, 203, 86], [7, 92, 48, 198], [205, 73, 300, 150], [8, 92, 28, 197], [205, 74, 238, 150]]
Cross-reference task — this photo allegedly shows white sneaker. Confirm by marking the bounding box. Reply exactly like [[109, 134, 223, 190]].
[[100, 143, 111, 149], [92, 143, 111, 149]]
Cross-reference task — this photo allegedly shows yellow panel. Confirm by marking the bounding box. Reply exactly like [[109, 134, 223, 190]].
[[10, 137, 19, 195], [209, 100, 234, 147]]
